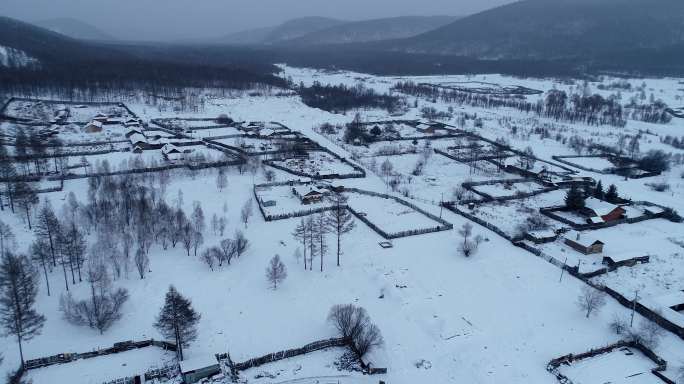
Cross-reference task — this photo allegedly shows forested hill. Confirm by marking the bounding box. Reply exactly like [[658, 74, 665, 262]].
[[384, 0, 684, 60]]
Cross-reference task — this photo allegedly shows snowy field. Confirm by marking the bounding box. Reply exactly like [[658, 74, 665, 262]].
[[268, 151, 359, 177], [1, 65, 684, 384]]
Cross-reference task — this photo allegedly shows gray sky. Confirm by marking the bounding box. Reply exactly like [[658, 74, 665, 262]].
[[0, 0, 515, 41]]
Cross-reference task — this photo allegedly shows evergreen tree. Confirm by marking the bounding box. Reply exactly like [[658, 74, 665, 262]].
[[565, 185, 586, 210], [154, 286, 201, 361], [0, 253, 46, 367], [605, 184, 619, 203], [593, 181, 605, 200]]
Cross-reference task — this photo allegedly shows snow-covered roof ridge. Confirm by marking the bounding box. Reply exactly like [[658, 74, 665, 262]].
[[584, 197, 621, 216]]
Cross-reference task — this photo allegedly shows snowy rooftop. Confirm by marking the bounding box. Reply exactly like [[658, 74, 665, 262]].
[[584, 197, 621, 216], [179, 354, 218, 373], [565, 230, 603, 248]]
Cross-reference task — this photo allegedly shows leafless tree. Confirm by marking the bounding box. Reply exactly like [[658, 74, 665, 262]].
[[577, 285, 606, 318], [59, 256, 128, 334], [216, 168, 228, 191], [240, 199, 253, 227], [134, 247, 149, 279], [327, 304, 383, 359], [326, 193, 355, 267], [234, 230, 249, 258], [200, 247, 219, 271], [265, 254, 287, 290], [630, 318, 665, 349], [191, 231, 204, 257]]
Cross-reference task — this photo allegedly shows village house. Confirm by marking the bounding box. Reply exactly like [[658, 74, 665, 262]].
[[125, 118, 141, 128], [580, 197, 626, 223], [93, 113, 109, 123], [128, 133, 148, 148], [84, 120, 103, 133], [416, 122, 448, 134], [125, 127, 143, 138], [161, 143, 184, 161], [564, 230, 604, 255], [292, 185, 328, 205]]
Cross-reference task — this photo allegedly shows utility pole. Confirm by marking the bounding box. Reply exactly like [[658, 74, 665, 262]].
[[630, 290, 639, 327], [439, 192, 444, 219], [558, 257, 568, 283]]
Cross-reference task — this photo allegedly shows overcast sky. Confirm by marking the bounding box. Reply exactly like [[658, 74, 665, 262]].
[[0, 0, 515, 41]]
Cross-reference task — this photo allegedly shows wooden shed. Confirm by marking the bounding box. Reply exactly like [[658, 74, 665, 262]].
[[564, 230, 604, 255], [179, 355, 220, 384]]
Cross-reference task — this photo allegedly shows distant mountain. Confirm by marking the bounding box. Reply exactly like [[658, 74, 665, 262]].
[[221, 17, 346, 45], [0, 17, 119, 65], [385, 0, 684, 60], [34, 17, 115, 41], [286, 16, 459, 46]]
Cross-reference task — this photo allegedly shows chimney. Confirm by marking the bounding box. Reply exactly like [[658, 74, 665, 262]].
[[576, 233, 580, 241]]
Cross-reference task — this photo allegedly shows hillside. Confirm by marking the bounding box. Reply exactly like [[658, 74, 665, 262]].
[[34, 17, 116, 41], [285, 16, 459, 45], [221, 17, 346, 45], [387, 0, 684, 60]]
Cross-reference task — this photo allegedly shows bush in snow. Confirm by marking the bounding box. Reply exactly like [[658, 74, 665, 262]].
[[609, 314, 627, 335], [629, 318, 665, 349]]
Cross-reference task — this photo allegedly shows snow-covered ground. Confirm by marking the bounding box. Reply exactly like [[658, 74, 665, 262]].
[[1, 65, 684, 384]]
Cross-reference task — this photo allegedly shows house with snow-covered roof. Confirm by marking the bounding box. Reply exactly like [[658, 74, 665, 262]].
[[564, 230, 604, 255], [161, 143, 184, 161], [580, 197, 625, 223], [84, 120, 103, 133], [292, 185, 328, 205]]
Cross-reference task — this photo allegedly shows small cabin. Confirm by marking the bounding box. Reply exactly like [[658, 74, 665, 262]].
[[129, 133, 148, 148], [179, 355, 220, 384], [292, 185, 327, 205], [564, 230, 604, 255], [524, 230, 558, 244], [162, 143, 184, 161], [84, 120, 103, 133]]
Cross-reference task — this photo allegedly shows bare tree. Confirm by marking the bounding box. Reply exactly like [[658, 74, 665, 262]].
[[134, 247, 150, 279], [265, 254, 287, 290], [240, 199, 253, 227], [315, 213, 329, 272], [216, 168, 228, 191], [191, 202, 206, 234], [577, 285, 606, 318], [630, 318, 665, 349], [59, 256, 128, 334], [327, 304, 383, 359], [0, 253, 46, 367], [234, 230, 249, 258], [14, 182, 39, 229], [191, 230, 204, 257], [30, 240, 52, 296], [34, 199, 61, 267], [458, 222, 479, 257], [326, 193, 355, 267], [292, 218, 308, 270], [218, 238, 237, 266], [200, 247, 218, 271], [0, 220, 16, 257]]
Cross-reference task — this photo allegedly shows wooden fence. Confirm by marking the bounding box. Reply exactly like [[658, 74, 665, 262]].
[[547, 340, 672, 384]]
